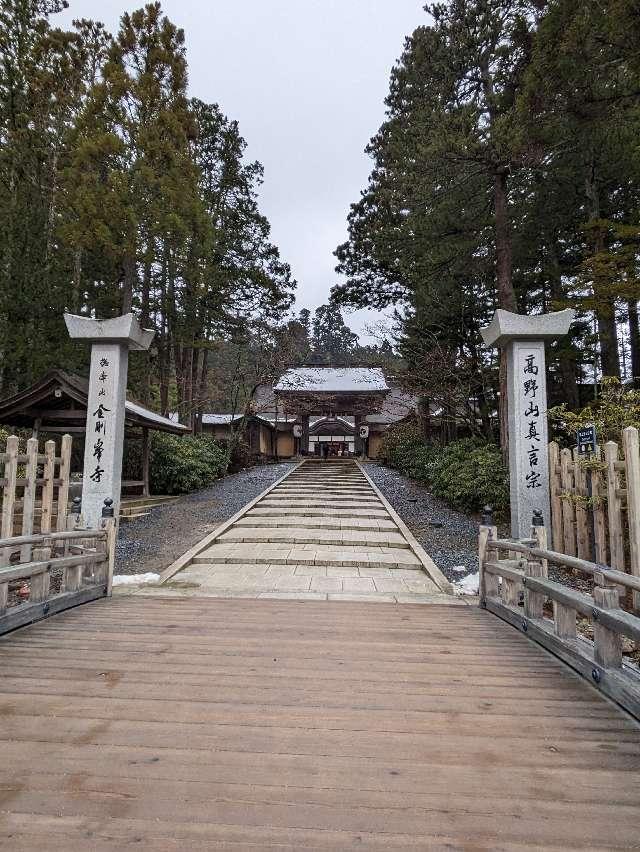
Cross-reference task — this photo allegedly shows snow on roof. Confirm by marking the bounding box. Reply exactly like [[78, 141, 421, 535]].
[[275, 367, 388, 394], [255, 414, 299, 423], [125, 400, 189, 432], [201, 414, 244, 425]]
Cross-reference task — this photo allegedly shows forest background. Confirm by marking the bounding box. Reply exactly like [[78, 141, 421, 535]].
[[1, 1, 640, 448]]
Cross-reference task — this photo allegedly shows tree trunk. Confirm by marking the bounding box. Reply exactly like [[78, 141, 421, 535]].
[[585, 164, 620, 378], [494, 168, 517, 463], [547, 240, 580, 408], [628, 300, 640, 387], [122, 252, 136, 314], [597, 310, 620, 378]]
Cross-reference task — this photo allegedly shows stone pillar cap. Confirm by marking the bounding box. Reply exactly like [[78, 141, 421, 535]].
[[480, 308, 575, 348], [64, 313, 154, 351]]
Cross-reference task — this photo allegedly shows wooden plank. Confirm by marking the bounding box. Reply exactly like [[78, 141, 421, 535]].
[[39, 439, 56, 546], [591, 446, 608, 564], [19, 437, 38, 562], [548, 441, 563, 551], [572, 448, 590, 560], [0, 597, 638, 850], [55, 434, 72, 533], [605, 440, 625, 571], [560, 447, 576, 556], [622, 426, 640, 612]]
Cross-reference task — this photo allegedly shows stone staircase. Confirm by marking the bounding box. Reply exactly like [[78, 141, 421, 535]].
[[153, 459, 455, 603]]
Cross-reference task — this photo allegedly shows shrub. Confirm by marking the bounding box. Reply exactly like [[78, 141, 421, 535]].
[[149, 433, 228, 495], [549, 376, 640, 447], [427, 438, 509, 517], [381, 424, 509, 518]]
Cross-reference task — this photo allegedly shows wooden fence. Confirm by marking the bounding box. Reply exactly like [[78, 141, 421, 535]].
[[1, 433, 72, 542], [549, 426, 640, 608], [479, 525, 640, 720], [0, 434, 115, 635]]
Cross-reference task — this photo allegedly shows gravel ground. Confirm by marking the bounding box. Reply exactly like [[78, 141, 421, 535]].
[[363, 461, 480, 583], [116, 461, 295, 575]]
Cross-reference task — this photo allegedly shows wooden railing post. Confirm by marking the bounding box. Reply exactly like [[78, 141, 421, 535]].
[[622, 426, 640, 612], [502, 558, 524, 607], [524, 560, 545, 619], [553, 600, 577, 640], [593, 570, 622, 671], [64, 497, 84, 592], [479, 507, 498, 604]]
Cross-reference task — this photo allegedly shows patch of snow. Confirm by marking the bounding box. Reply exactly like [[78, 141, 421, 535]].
[[113, 572, 160, 586], [451, 565, 467, 573], [453, 571, 480, 596]]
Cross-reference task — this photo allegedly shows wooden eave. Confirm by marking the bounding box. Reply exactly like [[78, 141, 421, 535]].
[[0, 370, 188, 435]]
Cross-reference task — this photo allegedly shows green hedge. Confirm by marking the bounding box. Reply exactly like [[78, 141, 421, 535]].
[[147, 434, 229, 495], [380, 422, 509, 518]]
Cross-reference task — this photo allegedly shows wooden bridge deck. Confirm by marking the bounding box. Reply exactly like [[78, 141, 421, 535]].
[[1, 596, 639, 850]]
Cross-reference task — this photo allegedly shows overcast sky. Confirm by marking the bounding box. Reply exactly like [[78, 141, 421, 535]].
[[57, 1, 428, 341]]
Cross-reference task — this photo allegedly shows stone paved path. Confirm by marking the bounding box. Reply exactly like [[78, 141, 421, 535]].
[[136, 460, 460, 604]]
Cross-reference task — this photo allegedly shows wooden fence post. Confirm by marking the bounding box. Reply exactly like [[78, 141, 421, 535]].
[[40, 440, 56, 548], [604, 441, 625, 572], [572, 449, 590, 560], [560, 448, 576, 557], [622, 426, 640, 612], [20, 437, 38, 563], [591, 446, 608, 565], [548, 442, 562, 550], [56, 434, 72, 533]]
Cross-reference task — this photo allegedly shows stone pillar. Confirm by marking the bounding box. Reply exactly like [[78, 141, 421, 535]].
[[65, 313, 154, 529], [481, 309, 574, 539]]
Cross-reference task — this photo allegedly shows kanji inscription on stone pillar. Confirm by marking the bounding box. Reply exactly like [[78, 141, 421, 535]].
[[481, 309, 574, 539], [64, 313, 154, 530]]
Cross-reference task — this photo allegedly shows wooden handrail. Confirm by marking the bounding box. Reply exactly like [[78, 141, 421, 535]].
[[484, 560, 640, 644], [0, 552, 104, 585], [480, 526, 640, 720], [0, 528, 106, 550], [487, 538, 640, 594]]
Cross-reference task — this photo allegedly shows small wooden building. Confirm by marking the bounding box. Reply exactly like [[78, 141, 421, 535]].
[[0, 369, 189, 496]]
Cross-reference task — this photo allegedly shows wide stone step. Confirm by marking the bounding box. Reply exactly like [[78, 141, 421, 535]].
[[259, 500, 382, 510], [218, 527, 410, 548], [236, 516, 398, 531], [269, 488, 378, 500], [193, 542, 421, 568], [247, 507, 390, 518]]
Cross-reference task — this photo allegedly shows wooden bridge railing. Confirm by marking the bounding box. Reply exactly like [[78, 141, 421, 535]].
[[479, 517, 640, 720], [0, 500, 116, 637]]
